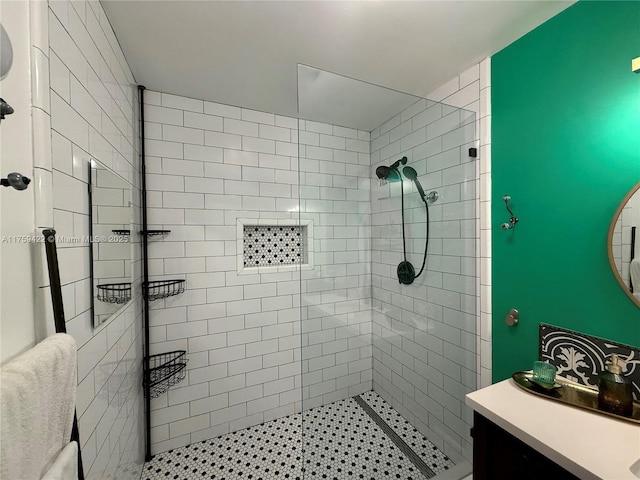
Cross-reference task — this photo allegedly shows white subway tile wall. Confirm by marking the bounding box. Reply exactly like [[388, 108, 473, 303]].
[[476, 58, 493, 396], [33, 1, 144, 478], [144, 92, 373, 454], [370, 60, 490, 463], [299, 120, 373, 411]]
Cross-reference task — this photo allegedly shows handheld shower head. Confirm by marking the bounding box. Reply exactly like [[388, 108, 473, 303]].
[[401, 166, 418, 180], [403, 167, 438, 203], [402, 167, 426, 200]]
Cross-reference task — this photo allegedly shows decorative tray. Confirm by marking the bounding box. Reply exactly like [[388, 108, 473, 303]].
[[512, 371, 640, 424]]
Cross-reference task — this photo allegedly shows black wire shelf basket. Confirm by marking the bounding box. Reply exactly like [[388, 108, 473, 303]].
[[97, 282, 132, 304], [144, 350, 188, 398], [143, 279, 185, 301], [140, 229, 171, 237]]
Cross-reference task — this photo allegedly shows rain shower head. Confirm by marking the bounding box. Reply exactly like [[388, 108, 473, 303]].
[[375, 165, 399, 181], [376, 156, 407, 182]]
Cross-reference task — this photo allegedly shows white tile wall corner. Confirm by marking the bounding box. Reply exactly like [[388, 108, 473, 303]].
[[298, 120, 373, 411], [369, 59, 490, 463], [29, 1, 145, 478], [477, 57, 492, 393], [30, 0, 54, 231], [433, 58, 493, 391], [144, 91, 373, 454]]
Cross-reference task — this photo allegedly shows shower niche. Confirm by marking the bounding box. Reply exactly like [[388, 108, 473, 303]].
[[236, 218, 314, 274]]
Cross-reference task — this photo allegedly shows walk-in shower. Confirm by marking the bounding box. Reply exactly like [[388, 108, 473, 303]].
[[297, 64, 478, 479], [141, 65, 478, 480]]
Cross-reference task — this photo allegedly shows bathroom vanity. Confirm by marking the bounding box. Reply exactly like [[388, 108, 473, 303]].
[[466, 379, 640, 480]]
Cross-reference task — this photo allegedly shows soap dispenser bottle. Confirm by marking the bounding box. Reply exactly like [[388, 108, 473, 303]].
[[597, 354, 633, 417]]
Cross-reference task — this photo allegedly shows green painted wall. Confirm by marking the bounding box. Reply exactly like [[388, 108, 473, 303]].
[[491, 1, 640, 383]]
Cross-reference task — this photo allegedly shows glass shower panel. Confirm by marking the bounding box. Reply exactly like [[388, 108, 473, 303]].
[[298, 64, 477, 479], [371, 101, 478, 466]]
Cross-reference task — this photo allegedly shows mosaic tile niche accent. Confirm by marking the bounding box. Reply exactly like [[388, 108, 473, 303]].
[[243, 225, 307, 267], [539, 323, 640, 400]]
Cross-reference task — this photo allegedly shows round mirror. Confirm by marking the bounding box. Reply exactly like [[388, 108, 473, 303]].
[[607, 181, 640, 308]]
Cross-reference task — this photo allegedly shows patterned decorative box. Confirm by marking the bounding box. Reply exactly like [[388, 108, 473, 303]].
[[539, 323, 639, 400]]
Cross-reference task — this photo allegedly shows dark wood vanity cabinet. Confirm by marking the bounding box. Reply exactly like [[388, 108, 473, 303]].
[[472, 412, 581, 480]]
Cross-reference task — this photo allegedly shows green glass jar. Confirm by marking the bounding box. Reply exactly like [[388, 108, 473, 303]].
[[597, 354, 633, 417]]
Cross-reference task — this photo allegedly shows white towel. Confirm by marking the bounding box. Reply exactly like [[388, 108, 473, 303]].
[[0, 333, 77, 479], [41, 441, 78, 480]]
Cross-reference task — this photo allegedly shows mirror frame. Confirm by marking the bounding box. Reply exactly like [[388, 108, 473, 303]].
[[607, 181, 640, 309]]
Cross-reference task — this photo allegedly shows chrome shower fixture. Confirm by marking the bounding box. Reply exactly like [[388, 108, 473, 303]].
[[1, 172, 31, 190], [501, 195, 519, 230]]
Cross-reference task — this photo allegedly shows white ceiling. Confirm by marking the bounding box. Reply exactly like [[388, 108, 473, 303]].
[[102, 0, 574, 128]]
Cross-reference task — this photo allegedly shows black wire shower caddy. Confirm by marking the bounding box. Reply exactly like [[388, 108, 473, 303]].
[[138, 86, 187, 461], [144, 350, 189, 398], [143, 279, 185, 301], [96, 282, 132, 304]]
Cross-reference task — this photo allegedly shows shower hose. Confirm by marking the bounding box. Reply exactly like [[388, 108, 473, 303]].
[[398, 176, 430, 284]]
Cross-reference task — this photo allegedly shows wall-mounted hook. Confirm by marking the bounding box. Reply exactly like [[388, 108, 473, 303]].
[[501, 195, 519, 230]]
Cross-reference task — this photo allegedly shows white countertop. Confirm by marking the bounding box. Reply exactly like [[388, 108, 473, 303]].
[[466, 378, 640, 480]]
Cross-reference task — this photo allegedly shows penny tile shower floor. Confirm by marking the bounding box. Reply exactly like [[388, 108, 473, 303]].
[[141, 391, 455, 480]]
